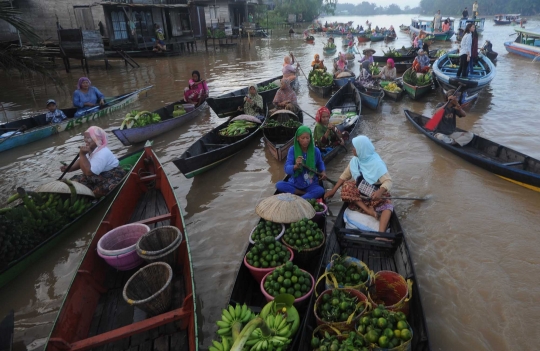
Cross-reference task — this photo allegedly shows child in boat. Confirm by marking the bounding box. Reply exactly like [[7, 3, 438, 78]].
[[313, 107, 345, 150], [276, 126, 326, 199], [45, 99, 67, 124]]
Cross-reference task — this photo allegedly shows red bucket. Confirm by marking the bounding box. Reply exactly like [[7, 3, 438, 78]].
[[368, 271, 411, 316], [243, 247, 294, 284]]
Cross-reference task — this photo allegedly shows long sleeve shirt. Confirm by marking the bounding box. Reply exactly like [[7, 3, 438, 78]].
[[45, 109, 68, 124], [73, 87, 105, 109], [459, 33, 472, 56], [284, 146, 325, 189], [339, 164, 393, 192]]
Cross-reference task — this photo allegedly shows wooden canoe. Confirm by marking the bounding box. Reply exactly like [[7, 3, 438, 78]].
[[296, 203, 432, 350], [333, 73, 356, 88], [112, 100, 207, 146], [0, 149, 144, 289], [402, 68, 433, 100], [263, 109, 304, 161], [46, 144, 198, 351], [370, 33, 385, 42], [0, 310, 14, 351], [404, 110, 540, 192], [321, 82, 362, 164], [0, 86, 153, 153], [358, 87, 385, 110], [357, 34, 371, 43], [173, 118, 263, 178], [382, 81, 405, 101], [206, 75, 282, 118], [307, 81, 333, 97], [323, 47, 337, 55]]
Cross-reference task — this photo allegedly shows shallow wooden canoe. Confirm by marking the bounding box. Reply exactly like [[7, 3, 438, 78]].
[[297, 203, 432, 350], [323, 47, 337, 55], [0, 150, 143, 289], [46, 144, 197, 351], [333, 73, 356, 88], [0, 310, 14, 351], [383, 81, 405, 101], [307, 81, 333, 97], [263, 109, 304, 161], [357, 35, 371, 43], [370, 33, 385, 42], [358, 87, 385, 110], [112, 100, 207, 146], [321, 82, 362, 164], [0, 86, 153, 153], [405, 110, 540, 192], [173, 118, 263, 178], [402, 68, 433, 100], [206, 75, 282, 118]]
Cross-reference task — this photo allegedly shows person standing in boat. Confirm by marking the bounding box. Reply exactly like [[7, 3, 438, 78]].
[[73, 77, 105, 118], [462, 7, 469, 19], [433, 10, 442, 32], [60, 126, 126, 198], [472, 1, 478, 19], [442, 19, 451, 33], [282, 55, 298, 82], [434, 90, 473, 146], [184, 70, 209, 105], [313, 106, 345, 151], [238, 84, 263, 118], [324, 136, 394, 233], [456, 23, 473, 78], [276, 126, 326, 200], [45, 99, 67, 124], [468, 25, 479, 75]]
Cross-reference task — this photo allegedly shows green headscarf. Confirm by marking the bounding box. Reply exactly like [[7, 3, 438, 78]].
[[293, 125, 315, 176]]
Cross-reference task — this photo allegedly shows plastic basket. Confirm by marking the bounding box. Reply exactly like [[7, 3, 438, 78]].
[[248, 222, 286, 245], [98, 223, 150, 256], [260, 269, 314, 307], [314, 288, 370, 332], [243, 247, 294, 284]]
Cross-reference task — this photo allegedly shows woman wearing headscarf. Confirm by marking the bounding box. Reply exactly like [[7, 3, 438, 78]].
[[324, 135, 393, 232], [313, 106, 345, 150], [282, 55, 298, 81], [60, 126, 126, 198], [355, 61, 376, 88], [311, 54, 326, 70], [373, 58, 396, 80], [358, 48, 375, 64], [184, 70, 209, 105], [238, 84, 263, 117], [272, 78, 299, 113], [333, 53, 348, 76], [73, 77, 105, 118], [276, 126, 326, 199]]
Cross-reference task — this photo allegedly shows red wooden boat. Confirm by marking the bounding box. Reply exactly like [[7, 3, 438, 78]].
[[45, 143, 198, 351], [357, 35, 370, 43]]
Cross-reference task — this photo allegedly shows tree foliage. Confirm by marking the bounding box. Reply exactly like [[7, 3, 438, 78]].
[[419, 0, 538, 16], [335, 2, 421, 16], [274, 0, 337, 21]]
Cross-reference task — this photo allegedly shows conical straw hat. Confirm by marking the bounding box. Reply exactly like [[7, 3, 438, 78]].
[[255, 193, 316, 223], [35, 180, 95, 198]]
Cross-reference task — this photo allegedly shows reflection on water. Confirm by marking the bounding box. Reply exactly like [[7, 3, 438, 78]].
[[1, 14, 540, 351]]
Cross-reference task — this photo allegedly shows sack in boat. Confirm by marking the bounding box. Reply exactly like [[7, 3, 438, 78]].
[[343, 208, 379, 232], [231, 114, 262, 124], [336, 72, 353, 78]]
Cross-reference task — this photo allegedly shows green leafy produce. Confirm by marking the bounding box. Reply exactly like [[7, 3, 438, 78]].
[[312, 331, 368, 351], [120, 110, 161, 130], [403, 69, 431, 86], [263, 261, 313, 298], [382, 48, 403, 57], [257, 82, 279, 92], [308, 69, 333, 87], [316, 289, 366, 323], [282, 218, 324, 250], [327, 254, 369, 287], [307, 198, 325, 212], [435, 49, 447, 58], [282, 119, 302, 128], [245, 236, 291, 268], [369, 63, 381, 76], [264, 119, 281, 128], [173, 105, 186, 118], [356, 305, 412, 349], [251, 219, 282, 243], [219, 120, 257, 137]]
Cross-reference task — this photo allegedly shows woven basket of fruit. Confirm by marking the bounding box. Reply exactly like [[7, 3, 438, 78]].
[[314, 288, 370, 332]]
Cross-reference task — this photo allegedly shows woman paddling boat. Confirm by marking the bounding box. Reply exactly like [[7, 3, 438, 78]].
[[313, 106, 346, 151], [73, 77, 105, 118], [184, 70, 209, 105]]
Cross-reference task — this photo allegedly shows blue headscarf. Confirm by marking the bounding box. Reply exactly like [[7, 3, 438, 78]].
[[349, 136, 388, 185]]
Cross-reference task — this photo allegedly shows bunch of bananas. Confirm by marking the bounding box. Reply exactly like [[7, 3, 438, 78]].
[[120, 110, 161, 130], [219, 120, 257, 137], [383, 82, 402, 93], [435, 49, 447, 58], [244, 313, 292, 351], [216, 304, 257, 337]]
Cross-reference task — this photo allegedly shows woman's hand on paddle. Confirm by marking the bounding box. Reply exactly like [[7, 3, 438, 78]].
[[319, 171, 327, 180], [60, 165, 67, 172], [371, 188, 386, 200], [99, 99, 105, 106], [294, 156, 303, 170], [324, 189, 335, 199]]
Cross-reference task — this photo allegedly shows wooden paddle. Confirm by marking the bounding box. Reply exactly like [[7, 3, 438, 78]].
[[58, 153, 79, 180], [301, 164, 337, 185], [424, 85, 463, 131], [291, 52, 309, 80], [0, 125, 27, 145]]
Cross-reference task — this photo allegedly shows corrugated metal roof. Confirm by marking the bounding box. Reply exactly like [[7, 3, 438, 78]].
[[515, 27, 540, 37], [100, 2, 189, 8]]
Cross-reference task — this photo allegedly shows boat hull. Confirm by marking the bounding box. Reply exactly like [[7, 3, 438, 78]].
[[307, 82, 333, 97], [504, 42, 540, 60], [323, 47, 337, 55], [358, 88, 384, 109], [0, 150, 143, 288], [0, 87, 152, 153], [405, 110, 540, 190], [333, 75, 356, 87], [357, 35, 370, 43], [370, 35, 385, 42], [112, 101, 207, 145]]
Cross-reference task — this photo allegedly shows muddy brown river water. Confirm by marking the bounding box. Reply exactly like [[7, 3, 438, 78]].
[[1, 14, 540, 351]]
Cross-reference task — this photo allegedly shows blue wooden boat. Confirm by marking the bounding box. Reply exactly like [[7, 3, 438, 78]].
[[409, 17, 455, 41], [323, 46, 337, 55], [0, 86, 153, 153], [432, 50, 496, 96], [112, 100, 207, 146], [504, 27, 540, 60], [369, 33, 385, 42], [333, 73, 356, 88], [358, 87, 385, 109]]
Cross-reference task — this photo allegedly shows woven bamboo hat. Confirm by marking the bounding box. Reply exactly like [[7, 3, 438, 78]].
[[36, 180, 95, 197], [255, 193, 316, 223]]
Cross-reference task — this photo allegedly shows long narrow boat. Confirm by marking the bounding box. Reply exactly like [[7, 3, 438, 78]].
[[206, 75, 281, 118], [410, 17, 455, 40], [307, 81, 333, 97], [357, 34, 371, 43], [46, 144, 198, 351], [333, 73, 356, 88], [323, 46, 337, 55], [0, 86, 153, 153], [321, 82, 362, 164], [297, 203, 432, 350], [173, 117, 263, 178], [504, 27, 540, 60], [0, 149, 143, 288], [358, 87, 385, 110], [112, 100, 207, 146], [0, 310, 14, 351], [263, 109, 304, 161], [432, 50, 496, 96], [402, 68, 433, 100], [373, 49, 438, 63], [405, 110, 540, 192]]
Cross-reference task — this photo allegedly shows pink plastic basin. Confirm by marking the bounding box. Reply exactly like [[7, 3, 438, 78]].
[[244, 247, 294, 284], [260, 269, 315, 304], [97, 249, 144, 271], [98, 223, 150, 256]]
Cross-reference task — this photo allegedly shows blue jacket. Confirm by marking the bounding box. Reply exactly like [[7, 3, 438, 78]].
[[284, 146, 325, 189]]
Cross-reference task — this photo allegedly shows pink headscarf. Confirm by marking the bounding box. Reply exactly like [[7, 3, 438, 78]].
[[387, 58, 395, 68], [77, 77, 91, 90], [86, 126, 108, 158], [337, 54, 347, 70]]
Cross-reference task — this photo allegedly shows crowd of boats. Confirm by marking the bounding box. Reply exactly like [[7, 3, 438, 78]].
[[0, 14, 540, 351]]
